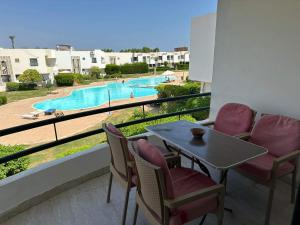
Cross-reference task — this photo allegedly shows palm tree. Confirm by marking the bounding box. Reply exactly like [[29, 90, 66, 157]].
[[9, 36, 15, 49]]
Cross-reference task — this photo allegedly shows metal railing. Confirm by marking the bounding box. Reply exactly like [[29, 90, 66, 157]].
[[0, 92, 211, 164]]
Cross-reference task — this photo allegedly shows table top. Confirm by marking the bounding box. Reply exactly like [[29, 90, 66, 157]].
[[146, 120, 267, 170]]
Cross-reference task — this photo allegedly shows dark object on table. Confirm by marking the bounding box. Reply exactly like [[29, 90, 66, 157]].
[[191, 128, 205, 138], [44, 109, 56, 115]]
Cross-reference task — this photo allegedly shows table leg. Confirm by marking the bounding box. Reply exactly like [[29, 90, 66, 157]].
[[219, 169, 233, 214]]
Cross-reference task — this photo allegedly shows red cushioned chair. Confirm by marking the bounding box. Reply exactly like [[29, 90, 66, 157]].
[[130, 139, 225, 225], [103, 123, 179, 225], [236, 115, 300, 225], [203, 103, 256, 136]]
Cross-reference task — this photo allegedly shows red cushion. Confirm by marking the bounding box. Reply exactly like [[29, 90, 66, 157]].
[[106, 123, 124, 137], [136, 139, 174, 199], [250, 115, 300, 157], [169, 168, 218, 225], [238, 153, 294, 181], [214, 103, 254, 136]]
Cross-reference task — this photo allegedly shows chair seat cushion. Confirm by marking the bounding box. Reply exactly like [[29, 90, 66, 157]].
[[169, 168, 218, 225], [237, 153, 295, 181]]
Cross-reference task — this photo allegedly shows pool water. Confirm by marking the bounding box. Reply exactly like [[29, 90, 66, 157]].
[[33, 76, 175, 111]]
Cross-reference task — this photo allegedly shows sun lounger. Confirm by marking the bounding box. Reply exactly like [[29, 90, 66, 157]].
[[21, 114, 38, 120], [44, 109, 56, 115], [29, 111, 41, 117]]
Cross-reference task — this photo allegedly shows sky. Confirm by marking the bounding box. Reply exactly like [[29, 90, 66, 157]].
[[0, 0, 217, 51]]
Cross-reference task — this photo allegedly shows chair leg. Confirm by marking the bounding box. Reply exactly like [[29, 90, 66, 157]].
[[291, 170, 297, 204], [265, 186, 275, 225], [217, 189, 225, 225], [199, 214, 207, 225], [121, 185, 131, 225], [133, 203, 139, 225], [106, 172, 113, 203]]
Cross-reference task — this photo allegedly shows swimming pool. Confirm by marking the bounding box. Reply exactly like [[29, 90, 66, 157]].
[[33, 75, 175, 111]]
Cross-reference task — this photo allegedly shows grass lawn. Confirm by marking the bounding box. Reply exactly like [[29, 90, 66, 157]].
[[29, 107, 139, 168], [0, 88, 55, 103]]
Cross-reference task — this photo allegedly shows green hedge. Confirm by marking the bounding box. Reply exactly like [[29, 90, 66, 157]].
[[6, 82, 19, 91], [105, 64, 120, 75], [6, 82, 37, 91], [0, 145, 29, 179], [176, 63, 189, 70], [55, 73, 75, 86], [0, 96, 7, 105], [105, 63, 149, 75], [120, 62, 148, 74], [155, 82, 210, 121]]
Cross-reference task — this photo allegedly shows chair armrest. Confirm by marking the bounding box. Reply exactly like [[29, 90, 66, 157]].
[[164, 153, 181, 168], [127, 135, 148, 142], [273, 150, 300, 166], [235, 132, 251, 141], [201, 121, 215, 127], [164, 184, 224, 209]]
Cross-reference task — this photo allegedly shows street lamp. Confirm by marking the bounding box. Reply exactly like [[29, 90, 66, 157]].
[[9, 36, 15, 49]]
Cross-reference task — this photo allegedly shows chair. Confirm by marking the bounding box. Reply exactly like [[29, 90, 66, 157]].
[[202, 103, 256, 136], [236, 115, 300, 225], [103, 123, 179, 225], [130, 139, 225, 225]]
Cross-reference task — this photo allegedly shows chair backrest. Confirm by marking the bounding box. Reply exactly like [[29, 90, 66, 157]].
[[214, 103, 255, 136], [131, 139, 174, 223], [103, 123, 130, 178], [250, 115, 300, 157]]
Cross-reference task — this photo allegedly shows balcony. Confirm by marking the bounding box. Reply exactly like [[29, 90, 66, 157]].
[[0, 141, 295, 225], [0, 93, 298, 225]]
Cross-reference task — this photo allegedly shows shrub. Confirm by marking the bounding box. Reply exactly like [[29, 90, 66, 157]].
[[18, 83, 37, 90], [0, 96, 7, 105], [186, 97, 211, 120], [18, 69, 42, 83], [120, 110, 196, 137], [0, 145, 29, 179], [73, 73, 84, 84], [175, 63, 189, 70], [105, 73, 122, 79], [6, 82, 37, 91], [89, 66, 102, 79], [105, 64, 120, 75], [55, 73, 74, 86], [6, 82, 19, 91], [120, 63, 148, 74], [154, 82, 208, 121]]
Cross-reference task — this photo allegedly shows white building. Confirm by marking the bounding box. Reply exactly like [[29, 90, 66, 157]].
[[0, 47, 190, 86], [0, 48, 57, 84]]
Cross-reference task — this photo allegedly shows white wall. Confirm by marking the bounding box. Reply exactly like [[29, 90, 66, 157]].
[[189, 13, 216, 82], [210, 0, 300, 119], [0, 144, 110, 221], [0, 49, 57, 81]]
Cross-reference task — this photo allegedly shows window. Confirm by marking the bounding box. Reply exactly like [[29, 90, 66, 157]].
[[92, 57, 97, 63], [15, 58, 20, 63], [101, 57, 105, 64], [167, 55, 171, 60], [82, 57, 86, 60], [30, 58, 38, 66], [158, 56, 162, 60]]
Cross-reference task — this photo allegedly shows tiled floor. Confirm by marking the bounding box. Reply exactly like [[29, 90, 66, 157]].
[[1, 158, 295, 225]]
